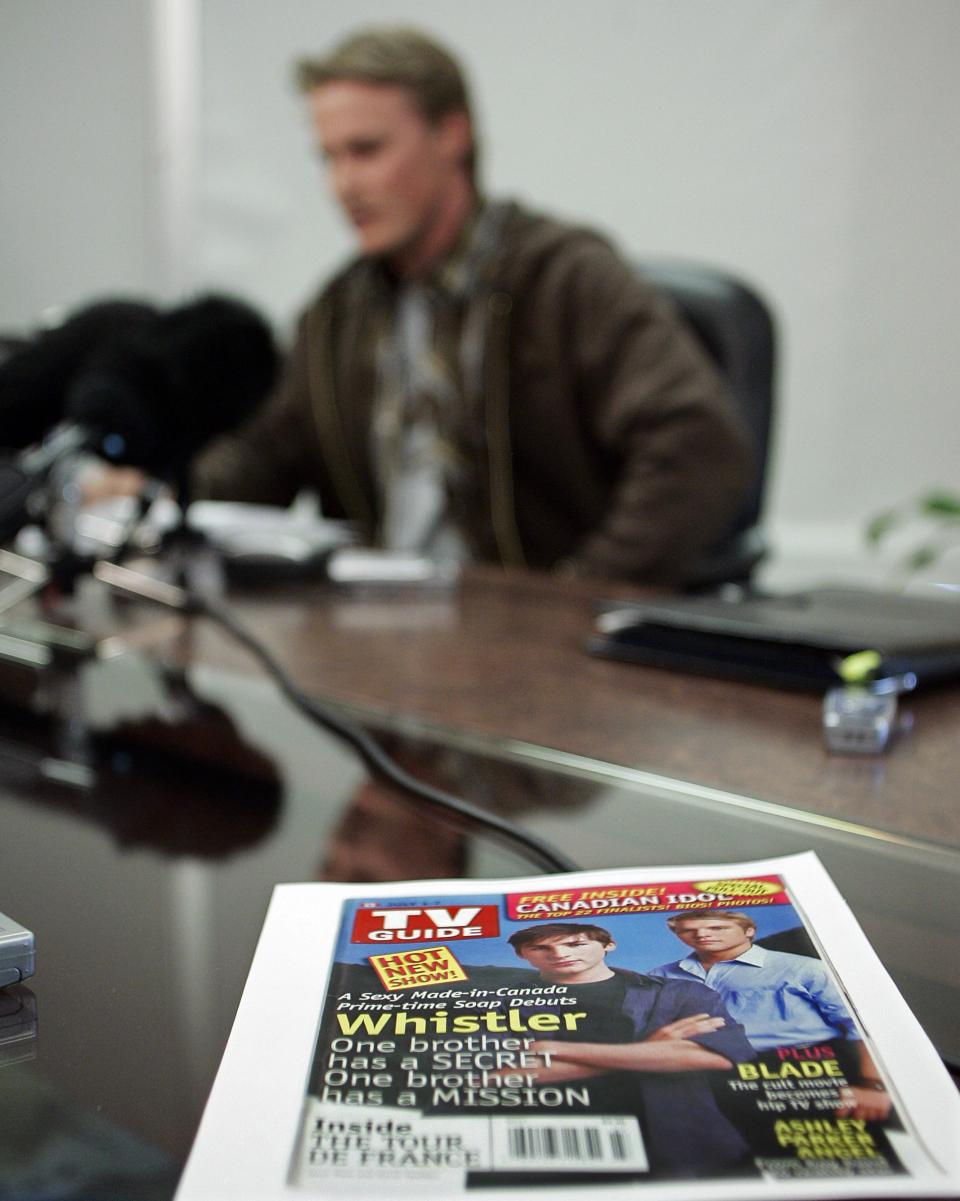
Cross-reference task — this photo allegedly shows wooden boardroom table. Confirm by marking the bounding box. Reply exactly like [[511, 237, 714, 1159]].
[[145, 562, 959, 844], [124, 559, 960, 1021], [0, 560, 957, 1197]]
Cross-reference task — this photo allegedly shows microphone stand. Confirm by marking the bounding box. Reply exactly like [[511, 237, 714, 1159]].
[[0, 473, 198, 793], [155, 463, 225, 599], [0, 475, 168, 649]]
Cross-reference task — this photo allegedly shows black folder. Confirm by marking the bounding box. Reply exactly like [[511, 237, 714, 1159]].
[[588, 586, 960, 691]]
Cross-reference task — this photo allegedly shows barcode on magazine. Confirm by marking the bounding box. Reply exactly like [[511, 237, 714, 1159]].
[[490, 1116, 648, 1173]]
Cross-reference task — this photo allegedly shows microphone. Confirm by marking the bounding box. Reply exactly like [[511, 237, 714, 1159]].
[[0, 294, 280, 542], [64, 294, 280, 474], [0, 300, 159, 450]]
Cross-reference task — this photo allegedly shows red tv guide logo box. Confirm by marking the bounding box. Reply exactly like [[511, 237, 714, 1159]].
[[351, 905, 499, 944]]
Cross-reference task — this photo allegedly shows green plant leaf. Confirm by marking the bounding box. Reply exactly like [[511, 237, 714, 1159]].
[[866, 510, 899, 545], [921, 489, 960, 518], [904, 545, 940, 572]]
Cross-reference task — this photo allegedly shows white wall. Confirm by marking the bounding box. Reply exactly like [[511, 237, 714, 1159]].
[[0, 0, 159, 322], [3, 0, 958, 583]]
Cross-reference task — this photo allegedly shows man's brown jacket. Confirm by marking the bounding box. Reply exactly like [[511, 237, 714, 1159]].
[[192, 203, 755, 583]]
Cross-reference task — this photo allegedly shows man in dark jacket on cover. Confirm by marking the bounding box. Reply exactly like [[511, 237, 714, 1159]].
[[188, 26, 754, 584]]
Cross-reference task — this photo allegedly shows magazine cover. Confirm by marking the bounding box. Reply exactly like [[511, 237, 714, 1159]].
[[176, 854, 960, 1201]]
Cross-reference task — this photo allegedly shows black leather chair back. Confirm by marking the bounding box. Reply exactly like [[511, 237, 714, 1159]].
[[639, 259, 776, 588]]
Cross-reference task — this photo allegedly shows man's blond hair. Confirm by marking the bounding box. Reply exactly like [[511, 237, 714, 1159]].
[[295, 27, 477, 184], [666, 910, 757, 935]]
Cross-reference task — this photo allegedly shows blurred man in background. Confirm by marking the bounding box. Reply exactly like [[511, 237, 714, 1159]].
[[108, 27, 755, 583]]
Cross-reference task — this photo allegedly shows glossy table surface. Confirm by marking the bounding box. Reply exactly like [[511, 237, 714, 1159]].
[[132, 564, 960, 849], [0, 564, 957, 1199]]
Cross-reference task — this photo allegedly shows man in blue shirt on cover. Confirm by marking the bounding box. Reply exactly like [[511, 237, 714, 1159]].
[[649, 910, 891, 1121], [503, 922, 756, 1177]]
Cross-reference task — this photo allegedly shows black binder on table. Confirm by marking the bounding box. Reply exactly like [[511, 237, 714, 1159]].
[[588, 586, 960, 691]]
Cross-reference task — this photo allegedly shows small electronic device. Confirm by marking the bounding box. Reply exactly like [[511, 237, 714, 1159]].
[[0, 912, 35, 987], [822, 687, 899, 754]]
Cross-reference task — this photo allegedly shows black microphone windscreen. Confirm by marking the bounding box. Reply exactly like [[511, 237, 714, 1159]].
[[0, 301, 159, 450], [150, 295, 280, 451], [66, 294, 280, 473]]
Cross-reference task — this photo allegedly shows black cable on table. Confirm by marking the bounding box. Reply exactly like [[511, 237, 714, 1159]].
[[191, 591, 580, 876]]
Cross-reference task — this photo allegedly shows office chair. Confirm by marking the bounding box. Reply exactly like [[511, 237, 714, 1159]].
[[638, 259, 776, 590]]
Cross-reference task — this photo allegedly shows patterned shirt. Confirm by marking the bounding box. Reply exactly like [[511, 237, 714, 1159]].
[[370, 203, 507, 556]]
